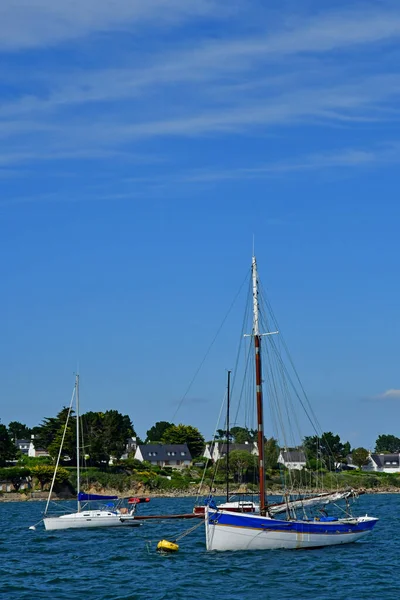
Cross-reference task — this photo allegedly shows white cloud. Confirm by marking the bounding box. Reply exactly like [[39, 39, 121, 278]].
[[2, 3, 400, 173], [0, 0, 218, 51], [375, 389, 400, 399]]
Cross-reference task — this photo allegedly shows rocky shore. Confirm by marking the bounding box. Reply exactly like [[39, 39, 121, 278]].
[[1, 484, 399, 502]]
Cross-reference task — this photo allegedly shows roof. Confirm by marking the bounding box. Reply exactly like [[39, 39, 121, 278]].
[[370, 453, 400, 468], [137, 444, 192, 461], [280, 450, 306, 463], [15, 439, 30, 445], [217, 443, 255, 455]]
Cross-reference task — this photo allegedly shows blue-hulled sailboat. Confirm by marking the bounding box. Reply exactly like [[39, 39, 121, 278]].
[[204, 255, 378, 551]]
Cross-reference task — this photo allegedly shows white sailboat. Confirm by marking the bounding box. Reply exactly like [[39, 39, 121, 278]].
[[204, 255, 378, 551], [42, 375, 145, 531]]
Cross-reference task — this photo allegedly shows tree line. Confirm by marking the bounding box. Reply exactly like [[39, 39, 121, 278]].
[[2, 412, 400, 471]]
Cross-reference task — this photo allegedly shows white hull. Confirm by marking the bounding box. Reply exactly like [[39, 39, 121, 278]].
[[44, 510, 140, 531], [205, 508, 377, 551]]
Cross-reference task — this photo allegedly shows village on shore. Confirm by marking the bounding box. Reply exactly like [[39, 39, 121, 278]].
[[1, 418, 400, 501]]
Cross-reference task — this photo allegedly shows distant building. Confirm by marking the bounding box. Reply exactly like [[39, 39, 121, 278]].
[[203, 441, 258, 462], [134, 444, 192, 470], [278, 449, 307, 470], [120, 437, 138, 460], [363, 453, 400, 473], [15, 439, 30, 456], [28, 435, 50, 458]]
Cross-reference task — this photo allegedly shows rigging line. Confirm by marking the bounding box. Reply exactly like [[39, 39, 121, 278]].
[[259, 280, 326, 436], [44, 384, 76, 516], [230, 272, 253, 425], [266, 334, 321, 438], [174, 518, 205, 542], [172, 267, 251, 421], [195, 386, 227, 500], [233, 335, 253, 430]]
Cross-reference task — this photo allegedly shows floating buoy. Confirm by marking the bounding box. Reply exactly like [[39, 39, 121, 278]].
[[29, 526, 36, 531], [156, 539, 179, 553]]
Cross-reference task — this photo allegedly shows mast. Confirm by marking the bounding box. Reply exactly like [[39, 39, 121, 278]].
[[252, 256, 267, 516], [75, 374, 81, 513], [226, 370, 231, 503]]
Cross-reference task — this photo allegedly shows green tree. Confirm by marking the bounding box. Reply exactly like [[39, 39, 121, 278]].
[[82, 411, 109, 465], [161, 424, 205, 458], [47, 417, 77, 463], [375, 434, 400, 453], [0, 424, 17, 466], [0, 467, 31, 491], [303, 432, 347, 471], [264, 437, 279, 469], [7, 421, 31, 440], [81, 410, 135, 465], [146, 421, 174, 443], [351, 447, 370, 470], [103, 410, 135, 460], [33, 408, 75, 456], [230, 426, 257, 443], [31, 465, 69, 491], [227, 450, 256, 483]]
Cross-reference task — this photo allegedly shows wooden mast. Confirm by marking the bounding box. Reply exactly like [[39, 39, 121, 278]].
[[252, 256, 267, 516]]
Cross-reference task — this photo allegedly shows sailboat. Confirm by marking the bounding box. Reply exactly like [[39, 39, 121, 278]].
[[43, 375, 147, 531], [204, 255, 378, 551]]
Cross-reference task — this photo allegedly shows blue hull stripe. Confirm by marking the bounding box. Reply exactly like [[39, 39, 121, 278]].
[[208, 511, 377, 535]]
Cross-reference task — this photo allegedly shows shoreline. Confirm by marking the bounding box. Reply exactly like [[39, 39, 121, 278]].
[[1, 486, 399, 502]]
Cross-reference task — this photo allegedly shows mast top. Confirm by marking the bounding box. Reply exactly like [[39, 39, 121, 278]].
[[252, 255, 259, 336]]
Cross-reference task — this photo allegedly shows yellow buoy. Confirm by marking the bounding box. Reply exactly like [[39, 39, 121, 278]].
[[156, 539, 179, 553]]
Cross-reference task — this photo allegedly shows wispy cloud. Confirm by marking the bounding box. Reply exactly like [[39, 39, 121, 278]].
[[376, 389, 400, 399], [2, 2, 400, 187], [166, 144, 400, 183], [364, 389, 400, 402], [0, 0, 219, 51]]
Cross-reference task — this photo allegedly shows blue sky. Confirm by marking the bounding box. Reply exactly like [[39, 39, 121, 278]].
[[1, 0, 400, 450]]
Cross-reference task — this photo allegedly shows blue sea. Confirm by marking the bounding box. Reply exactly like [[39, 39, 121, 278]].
[[0, 494, 398, 600]]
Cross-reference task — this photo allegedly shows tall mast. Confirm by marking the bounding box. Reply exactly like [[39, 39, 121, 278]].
[[75, 374, 81, 513], [226, 370, 231, 503], [252, 256, 267, 516]]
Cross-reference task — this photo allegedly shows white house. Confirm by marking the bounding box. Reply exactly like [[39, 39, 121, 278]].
[[203, 441, 258, 462], [278, 449, 307, 470], [15, 439, 30, 455], [134, 444, 192, 470], [28, 435, 50, 458], [120, 437, 138, 460], [363, 453, 400, 473]]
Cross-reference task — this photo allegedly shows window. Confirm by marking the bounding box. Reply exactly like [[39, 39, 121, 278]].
[[167, 452, 171, 456], [176, 460, 181, 465], [181, 452, 186, 456], [171, 452, 175, 456]]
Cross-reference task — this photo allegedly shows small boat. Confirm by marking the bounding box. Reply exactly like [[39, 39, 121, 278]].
[[204, 255, 378, 551], [43, 375, 149, 531]]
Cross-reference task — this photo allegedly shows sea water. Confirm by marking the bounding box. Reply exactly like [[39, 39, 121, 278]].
[[0, 494, 398, 600]]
